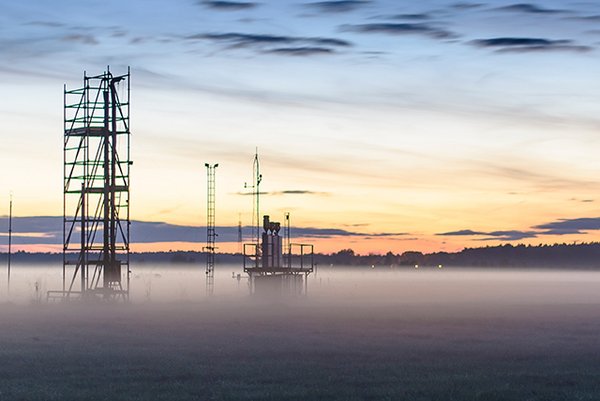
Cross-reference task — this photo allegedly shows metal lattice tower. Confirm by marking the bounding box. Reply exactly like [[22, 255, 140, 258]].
[[54, 67, 131, 301], [204, 163, 218, 296]]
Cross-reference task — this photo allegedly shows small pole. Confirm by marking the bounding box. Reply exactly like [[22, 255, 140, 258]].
[[7, 193, 12, 295]]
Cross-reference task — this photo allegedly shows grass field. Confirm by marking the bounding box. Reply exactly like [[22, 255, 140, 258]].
[[1, 296, 600, 401]]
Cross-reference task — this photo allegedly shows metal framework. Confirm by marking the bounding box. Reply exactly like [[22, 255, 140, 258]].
[[243, 227, 314, 296], [49, 67, 131, 301], [241, 155, 313, 296], [204, 163, 218, 296]]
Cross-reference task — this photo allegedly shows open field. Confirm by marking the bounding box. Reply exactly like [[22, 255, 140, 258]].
[[1, 267, 600, 400]]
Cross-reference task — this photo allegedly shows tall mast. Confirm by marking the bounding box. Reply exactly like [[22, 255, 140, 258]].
[[7, 193, 12, 294], [237, 213, 242, 254], [204, 163, 218, 296], [252, 150, 262, 247]]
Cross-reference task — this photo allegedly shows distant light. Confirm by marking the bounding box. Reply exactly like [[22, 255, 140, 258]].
[[371, 264, 375, 269], [414, 264, 419, 269], [438, 264, 443, 269]]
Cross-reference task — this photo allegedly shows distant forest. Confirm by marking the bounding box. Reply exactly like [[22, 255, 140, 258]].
[[1, 242, 600, 269]]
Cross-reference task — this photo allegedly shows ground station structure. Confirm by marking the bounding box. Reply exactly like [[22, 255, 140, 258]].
[[48, 68, 131, 301], [242, 153, 314, 296]]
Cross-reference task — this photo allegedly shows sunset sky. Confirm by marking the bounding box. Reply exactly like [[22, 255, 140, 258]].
[[1, 0, 600, 254]]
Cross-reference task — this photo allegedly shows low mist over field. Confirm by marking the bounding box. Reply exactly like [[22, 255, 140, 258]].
[[1, 265, 600, 400]]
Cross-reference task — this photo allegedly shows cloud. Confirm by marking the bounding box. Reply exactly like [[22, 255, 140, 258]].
[[187, 32, 352, 54], [200, 1, 259, 10], [390, 13, 433, 21], [494, 3, 567, 14], [264, 47, 335, 56], [304, 1, 369, 13], [293, 227, 408, 238], [534, 217, 600, 235], [341, 23, 458, 40], [25, 21, 65, 28], [451, 2, 484, 10], [437, 229, 537, 241], [0, 216, 403, 245], [480, 231, 538, 241], [236, 190, 329, 196], [437, 229, 485, 236], [470, 37, 593, 53], [568, 15, 600, 22], [62, 34, 99, 45], [439, 216, 600, 242]]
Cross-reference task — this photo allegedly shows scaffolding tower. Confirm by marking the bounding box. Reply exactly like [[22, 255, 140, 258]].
[[49, 67, 131, 301], [204, 163, 218, 296]]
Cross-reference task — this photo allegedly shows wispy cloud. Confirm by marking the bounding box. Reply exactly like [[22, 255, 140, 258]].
[[200, 1, 259, 11], [568, 15, 600, 23], [341, 23, 458, 40], [24, 21, 65, 28], [293, 227, 408, 238], [236, 190, 329, 196], [534, 217, 600, 235], [304, 1, 370, 13], [494, 3, 567, 15], [479, 231, 538, 241], [62, 34, 99, 45], [470, 37, 592, 53], [390, 13, 433, 21], [0, 216, 404, 244], [437, 229, 484, 236], [451, 2, 484, 10], [437, 229, 537, 241], [264, 46, 335, 56], [186, 32, 352, 55], [439, 216, 600, 242]]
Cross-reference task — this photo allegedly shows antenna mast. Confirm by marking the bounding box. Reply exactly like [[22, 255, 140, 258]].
[[244, 150, 262, 248], [7, 193, 12, 294], [237, 213, 242, 253], [204, 163, 218, 296]]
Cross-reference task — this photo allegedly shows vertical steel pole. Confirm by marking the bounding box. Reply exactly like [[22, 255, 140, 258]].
[[103, 87, 110, 290], [7, 194, 12, 295], [81, 183, 86, 294]]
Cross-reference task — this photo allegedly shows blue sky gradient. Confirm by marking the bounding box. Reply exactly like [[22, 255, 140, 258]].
[[1, 1, 600, 253]]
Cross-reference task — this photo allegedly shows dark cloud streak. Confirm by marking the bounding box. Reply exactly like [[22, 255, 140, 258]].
[[187, 32, 352, 55], [304, 1, 369, 13], [437, 229, 537, 241], [470, 37, 592, 53], [200, 1, 259, 10], [236, 190, 329, 196], [0, 216, 406, 244], [264, 47, 336, 57], [494, 3, 567, 14], [341, 23, 458, 40], [534, 217, 600, 235], [439, 216, 600, 242]]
